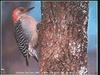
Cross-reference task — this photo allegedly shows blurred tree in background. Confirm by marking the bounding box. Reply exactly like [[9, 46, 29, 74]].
[[39, 1, 88, 75]]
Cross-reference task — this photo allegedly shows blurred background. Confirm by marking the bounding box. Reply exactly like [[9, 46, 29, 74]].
[[1, 1, 41, 74], [1, 1, 97, 74], [87, 1, 97, 74]]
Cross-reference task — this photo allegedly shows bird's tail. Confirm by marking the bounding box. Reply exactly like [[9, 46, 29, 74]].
[[25, 56, 29, 66], [33, 55, 38, 62], [28, 48, 38, 62], [32, 49, 38, 62]]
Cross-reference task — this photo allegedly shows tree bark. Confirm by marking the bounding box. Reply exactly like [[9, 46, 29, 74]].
[[38, 1, 88, 75]]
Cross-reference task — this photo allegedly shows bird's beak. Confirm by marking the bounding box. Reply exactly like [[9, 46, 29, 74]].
[[26, 7, 34, 12]]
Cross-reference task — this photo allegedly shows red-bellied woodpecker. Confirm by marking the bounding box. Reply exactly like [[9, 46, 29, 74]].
[[12, 7, 38, 66]]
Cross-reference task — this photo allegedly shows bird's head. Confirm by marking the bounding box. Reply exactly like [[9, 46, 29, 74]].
[[12, 7, 34, 23]]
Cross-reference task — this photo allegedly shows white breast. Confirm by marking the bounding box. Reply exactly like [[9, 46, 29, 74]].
[[20, 15, 38, 46]]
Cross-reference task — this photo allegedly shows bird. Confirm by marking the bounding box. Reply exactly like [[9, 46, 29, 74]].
[[12, 7, 38, 66]]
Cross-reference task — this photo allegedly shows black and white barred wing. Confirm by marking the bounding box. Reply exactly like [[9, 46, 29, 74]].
[[14, 20, 29, 66]]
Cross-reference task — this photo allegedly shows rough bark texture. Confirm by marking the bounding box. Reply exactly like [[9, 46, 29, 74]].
[[38, 1, 88, 75]]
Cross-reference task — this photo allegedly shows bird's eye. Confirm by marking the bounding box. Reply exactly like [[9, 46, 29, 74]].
[[20, 9, 24, 12]]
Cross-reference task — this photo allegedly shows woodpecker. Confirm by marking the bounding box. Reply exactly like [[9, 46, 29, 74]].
[[12, 7, 38, 66]]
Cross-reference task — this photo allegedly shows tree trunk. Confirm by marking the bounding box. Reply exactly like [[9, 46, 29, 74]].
[[38, 1, 88, 75]]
